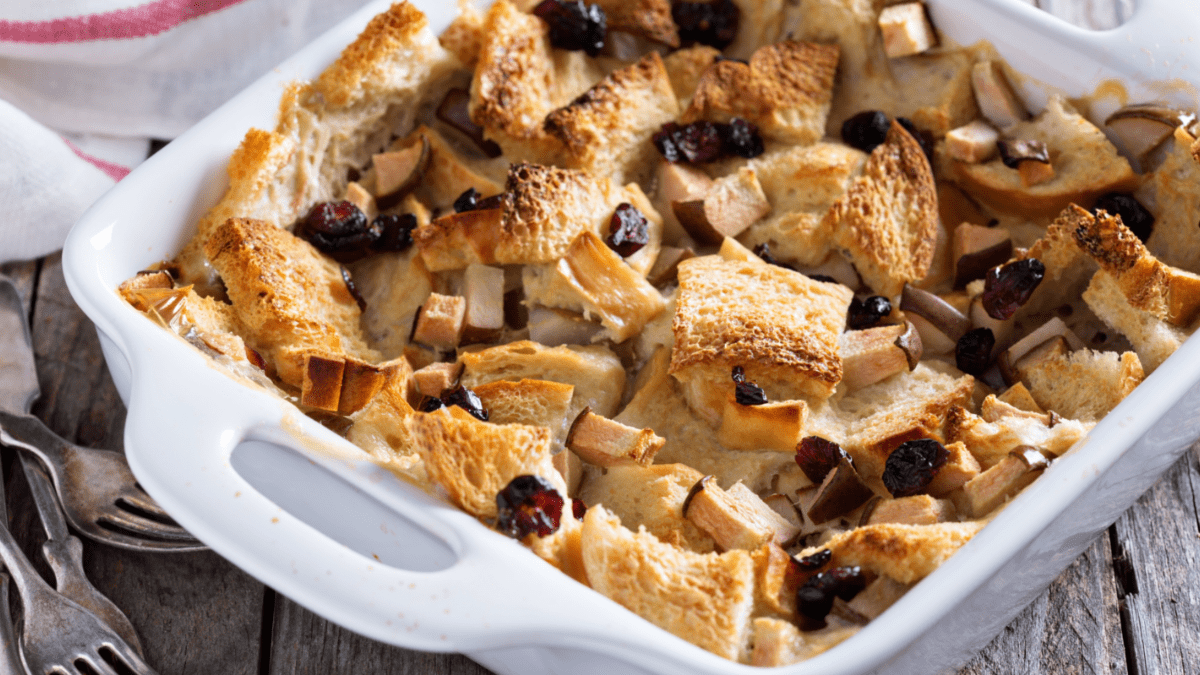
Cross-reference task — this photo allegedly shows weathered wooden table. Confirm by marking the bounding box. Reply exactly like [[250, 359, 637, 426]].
[[0, 1, 1188, 673]]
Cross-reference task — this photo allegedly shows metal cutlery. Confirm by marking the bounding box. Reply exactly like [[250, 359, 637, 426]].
[[0, 463, 28, 675], [20, 453, 143, 656], [0, 274, 203, 552]]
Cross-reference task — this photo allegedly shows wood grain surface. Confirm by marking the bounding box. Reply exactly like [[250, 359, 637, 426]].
[[0, 1, 1191, 674]]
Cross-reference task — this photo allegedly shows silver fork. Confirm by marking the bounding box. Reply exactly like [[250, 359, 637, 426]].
[[0, 412, 203, 552], [0, 481, 157, 675]]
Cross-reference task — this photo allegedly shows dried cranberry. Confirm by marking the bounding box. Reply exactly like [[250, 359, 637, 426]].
[[981, 258, 1045, 320], [454, 187, 480, 213], [496, 475, 565, 539], [419, 396, 445, 413], [896, 116, 933, 162], [296, 201, 379, 262], [882, 439, 949, 498], [795, 436, 849, 484], [653, 121, 724, 164], [372, 213, 418, 252], [341, 267, 367, 311], [606, 203, 650, 257], [793, 548, 832, 571], [572, 498, 588, 520], [1093, 192, 1154, 243], [751, 243, 794, 270], [841, 111, 891, 153], [846, 295, 892, 330], [796, 566, 867, 622], [720, 118, 764, 159], [955, 327, 995, 376], [731, 366, 767, 406], [441, 384, 489, 421], [672, 0, 740, 49], [532, 0, 606, 56]]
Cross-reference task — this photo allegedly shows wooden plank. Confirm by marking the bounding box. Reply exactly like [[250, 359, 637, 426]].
[[0, 260, 38, 320], [13, 254, 265, 675], [957, 531, 1126, 674], [269, 597, 495, 674], [1111, 448, 1200, 675]]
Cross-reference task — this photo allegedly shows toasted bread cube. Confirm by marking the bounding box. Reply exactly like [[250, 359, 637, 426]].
[[413, 293, 466, 350], [462, 263, 505, 342], [337, 358, 390, 415], [581, 508, 756, 661], [522, 231, 666, 343], [684, 41, 839, 145], [412, 362, 463, 399], [409, 407, 563, 519], [971, 60, 1028, 129], [414, 206, 504, 271], [828, 122, 938, 297], [717, 398, 807, 453], [867, 495, 956, 526], [204, 218, 378, 386], [799, 521, 984, 585], [661, 45, 721, 109], [460, 340, 626, 418], [300, 353, 346, 412], [577, 463, 716, 552], [947, 120, 1000, 163], [1143, 126, 1200, 274], [997, 382, 1045, 413], [590, 0, 679, 46], [671, 256, 854, 421], [1021, 349, 1144, 422], [566, 407, 665, 467], [472, 378, 575, 428], [840, 324, 918, 391], [674, 167, 771, 245], [1084, 271, 1185, 373], [878, 3, 936, 58], [952, 447, 1049, 518], [544, 52, 680, 186], [684, 478, 801, 551], [926, 440, 981, 497]]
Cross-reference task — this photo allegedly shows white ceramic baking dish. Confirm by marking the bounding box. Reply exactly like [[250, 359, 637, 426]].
[[62, 1, 1200, 673]]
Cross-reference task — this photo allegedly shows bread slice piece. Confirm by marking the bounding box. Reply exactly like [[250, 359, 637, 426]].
[[347, 249, 432, 359], [438, 0, 486, 67], [544, 52, 680, 187], [953, 97, 1137, 218], [749, 617, 858, 667], [204, 218, 379, 387], [670, 256, 854, 421], [459, 340, 625, 419], [827, 121, 938, 297], [591, 0, 679, 46], [1083, 271, 1187, 373], [347, 360, 421, 474], [1020, 349, 1143, 422], [472, 378, 576, 447], [661, 46, 721, 109], [469, 0, 608, 164], [798, 521, 984, 585], [1144, 127, 1200, 274], [577, 463, 716, 552], [175, 2, 459, 294], [409, 407, 563, 520], [406, 125, 506, 211], [683, 40, 839, 144], [944, 404, 1091, 469], [581, 507, 757, 662]]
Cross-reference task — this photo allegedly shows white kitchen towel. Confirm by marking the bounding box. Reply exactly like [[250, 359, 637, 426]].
[[0, 0, 374, 263]]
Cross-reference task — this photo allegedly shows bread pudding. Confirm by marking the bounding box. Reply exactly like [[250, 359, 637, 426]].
[[117, 0, 1200, 666]]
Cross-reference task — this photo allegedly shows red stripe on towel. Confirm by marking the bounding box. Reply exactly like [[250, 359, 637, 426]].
[[0, 0, 246, 43], [63, 140, 131, 182]]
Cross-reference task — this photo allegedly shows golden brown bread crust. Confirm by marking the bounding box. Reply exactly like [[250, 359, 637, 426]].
[[315, 2, 431, 107], [591, 0, 679, 46], [495, 163, 627, 264], [683, 41, 839, 144], [576, 463, 717, 552], [807, 521, 984, 584], [661, 46, 721, 107], [581, 508, 756, 661], [670, 256, 853, 401], [203, 218, 378, 386], [409, 407, 561, 519], [544, 52, 680, 186], [828, 122, 938, 297]]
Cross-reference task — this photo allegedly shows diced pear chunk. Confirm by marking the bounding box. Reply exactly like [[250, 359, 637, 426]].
[[946, 120, 1000, 163], [952, 446, 1049, 517], [566, 407, 665, 467], [840, 323, 921, 391], [878, 3, 936, 58], [866, 494, 956, 525], [344, 181, 377, 221], [463, 263, 505, 342], [413, 361, 463, 399], [684, 478, 801, 550], [654, 162, 714, 244]]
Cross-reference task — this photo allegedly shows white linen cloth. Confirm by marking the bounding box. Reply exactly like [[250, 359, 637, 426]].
[[0, 0, 374, 263]]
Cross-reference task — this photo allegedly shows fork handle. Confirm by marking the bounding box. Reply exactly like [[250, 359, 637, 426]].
[[0, 411, 69, 484]]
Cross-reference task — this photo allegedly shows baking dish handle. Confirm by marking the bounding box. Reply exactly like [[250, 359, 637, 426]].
[[118, 337, 648, 658]]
